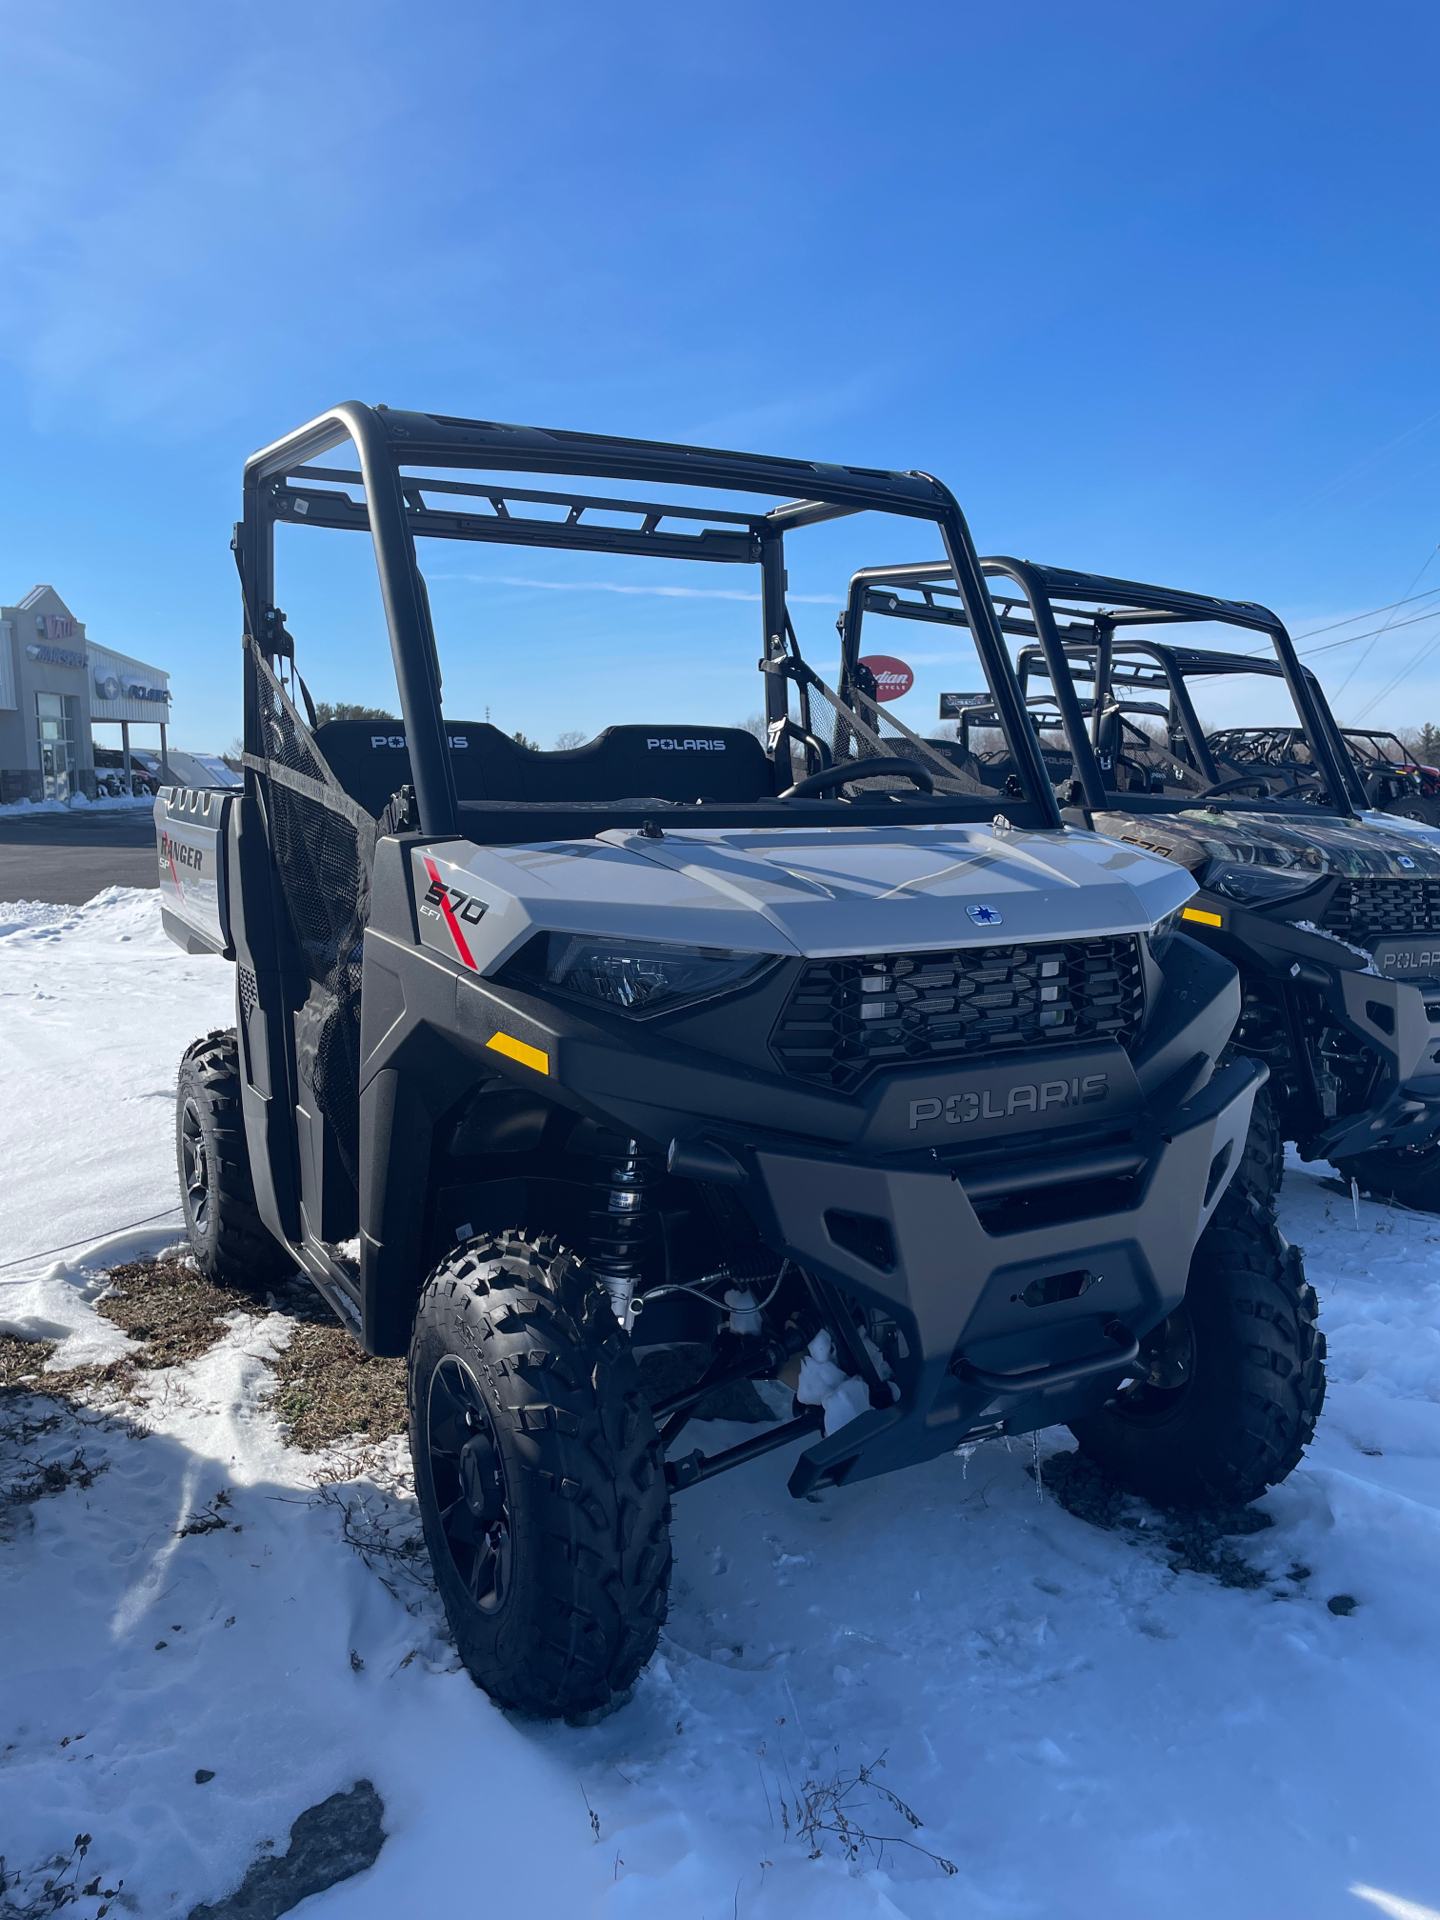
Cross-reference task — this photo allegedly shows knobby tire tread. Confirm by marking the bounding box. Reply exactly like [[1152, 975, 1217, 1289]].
[[1071, 1198, 1326, 1508], [177, 1028, 291, 1287], [409, 1232, 671, 1719]]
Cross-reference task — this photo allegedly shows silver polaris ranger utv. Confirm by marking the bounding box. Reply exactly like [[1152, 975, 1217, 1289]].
[[155, 405, 1315, 1719]]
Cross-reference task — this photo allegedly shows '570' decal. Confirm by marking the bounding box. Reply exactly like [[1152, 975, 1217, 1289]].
[[416, 854, 486, 970]]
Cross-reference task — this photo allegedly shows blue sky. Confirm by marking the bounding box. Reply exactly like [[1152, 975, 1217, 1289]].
[[3, 0, 1439, 752]]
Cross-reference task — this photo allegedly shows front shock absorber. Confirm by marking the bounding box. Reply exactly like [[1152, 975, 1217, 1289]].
[[589, 1138, 655, 1331]]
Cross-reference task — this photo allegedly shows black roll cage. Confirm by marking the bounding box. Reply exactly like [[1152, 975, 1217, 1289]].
[[838, 557, 1369, 819], [236, 402, 1064, 834]]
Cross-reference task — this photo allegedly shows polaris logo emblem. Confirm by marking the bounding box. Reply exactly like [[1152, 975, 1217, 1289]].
[[1398, 855, 1417, 870], [909, 1073, 1109, 1129], [966, 904, 1003, 926], [646, 737, 727, 752], [371, 734, 470, 749]]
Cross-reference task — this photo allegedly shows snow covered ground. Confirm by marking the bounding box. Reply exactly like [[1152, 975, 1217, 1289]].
[[3, 890, 1440, 1920], [0, 793, 156, 815]]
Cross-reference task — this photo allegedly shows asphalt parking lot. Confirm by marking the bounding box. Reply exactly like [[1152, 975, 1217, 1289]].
[[0, 806, 159, 906]]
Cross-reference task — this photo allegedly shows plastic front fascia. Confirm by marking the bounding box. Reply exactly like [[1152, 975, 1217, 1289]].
[[412, 822, 1198, 979]]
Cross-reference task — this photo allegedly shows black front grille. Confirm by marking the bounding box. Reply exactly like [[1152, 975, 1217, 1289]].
[[770, 937, 1146, 1092], [1323, 878, 1440, 947]]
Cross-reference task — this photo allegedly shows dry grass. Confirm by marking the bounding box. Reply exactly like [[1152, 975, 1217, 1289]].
[[2, 1255, 404, 1458], [0, 1334, 59, 1392], [268, 1326, 406, 1453], [90, 1255, 263, 1370]]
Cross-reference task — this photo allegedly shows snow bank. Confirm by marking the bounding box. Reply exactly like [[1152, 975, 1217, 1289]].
[[0, 888, 233, 1318], [3, 892, 1440, 1919], [0, 792, 156, 815]]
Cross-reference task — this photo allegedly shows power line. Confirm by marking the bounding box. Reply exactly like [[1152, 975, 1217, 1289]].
[[0, 1206, 183, 1282], [1291, 584, 1440, 644], [1302, 603, 1440, 657], [1333, 541, 1440, 702], [1248, 402, 1440, 541], [1236, 587, 1440, 660], [1353, 624, 1440, 723]]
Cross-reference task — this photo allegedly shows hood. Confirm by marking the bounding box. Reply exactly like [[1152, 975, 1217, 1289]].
[[1092, 805, 1440, 881], [430, 822, 1196, 969]]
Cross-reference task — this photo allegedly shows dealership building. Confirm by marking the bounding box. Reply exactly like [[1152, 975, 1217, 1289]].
[[0, 585, 172, 803]]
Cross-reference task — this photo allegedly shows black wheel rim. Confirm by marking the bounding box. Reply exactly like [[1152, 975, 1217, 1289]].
[[426, 1356, 512, 1614], [1112, 1304, 1196, 1424], [181, 1098, 211, 1237]]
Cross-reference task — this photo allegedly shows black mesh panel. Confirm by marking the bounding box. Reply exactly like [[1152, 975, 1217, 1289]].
[[770, 937, 1146, 1092], [1323, 878, 1440, 946], [247, 645, 375, 1187]]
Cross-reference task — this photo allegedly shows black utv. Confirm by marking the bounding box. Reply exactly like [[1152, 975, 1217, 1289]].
[[842, 558, 1440, 1212], [1210, 723, 1440, 828], [157, 407, 1318, 1718]]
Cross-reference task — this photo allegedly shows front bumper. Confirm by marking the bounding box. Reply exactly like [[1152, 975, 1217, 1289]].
[[1311, 967, 1440, 1159], [709, 1053, 1264, 1493], [1174, 891, 1440, 1162]]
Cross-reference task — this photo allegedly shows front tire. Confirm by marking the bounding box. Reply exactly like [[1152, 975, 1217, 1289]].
[[1068, 1202, 1326, 1507], [176, 1030, 292, 1289], [1217, 1077, 1283, 1219], [408, 1232, 671, 1718]]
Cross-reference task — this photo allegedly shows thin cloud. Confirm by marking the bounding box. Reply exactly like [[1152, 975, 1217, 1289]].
[[432, 573, 839, 604]]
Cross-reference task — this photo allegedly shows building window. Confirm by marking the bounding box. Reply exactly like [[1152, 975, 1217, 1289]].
[[37, 691, 79, 802]]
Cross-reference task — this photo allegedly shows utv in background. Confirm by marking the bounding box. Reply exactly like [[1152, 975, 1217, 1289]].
[[1208, 724, 1440, 828], [158, 406, 1313, 1718], [841, 559, 1440, 1212]]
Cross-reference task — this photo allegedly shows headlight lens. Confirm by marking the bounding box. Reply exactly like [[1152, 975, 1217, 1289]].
[[1202, 860, 1324, 906], [503, 932, 779, 1016]]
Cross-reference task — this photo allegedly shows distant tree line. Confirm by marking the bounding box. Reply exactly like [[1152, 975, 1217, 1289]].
[[1398, 723, 1440, 762]]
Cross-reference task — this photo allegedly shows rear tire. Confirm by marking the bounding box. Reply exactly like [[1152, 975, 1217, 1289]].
[[1068, 1200, 1325, 1507], [408, 1231, 672, 1718], [176, 1030, 292, 1289], [1332, 1143, 1440, 1213]]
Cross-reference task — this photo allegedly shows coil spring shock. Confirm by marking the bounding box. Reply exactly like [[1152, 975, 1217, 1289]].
[[589, 1139, 655, 1330]]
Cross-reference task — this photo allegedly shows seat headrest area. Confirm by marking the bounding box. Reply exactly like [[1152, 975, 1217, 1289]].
[[312, 719, 776, 819]]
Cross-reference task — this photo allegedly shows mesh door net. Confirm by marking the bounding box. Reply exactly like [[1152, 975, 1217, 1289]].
[[244, 643, 377, 1190]]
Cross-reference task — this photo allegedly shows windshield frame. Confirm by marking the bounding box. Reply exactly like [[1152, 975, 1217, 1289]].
[[839, 556, 1369, 820], [238, 404, 1065, 837]]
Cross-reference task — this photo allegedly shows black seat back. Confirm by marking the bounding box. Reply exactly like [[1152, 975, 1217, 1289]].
[[313, 719, 775, 818]]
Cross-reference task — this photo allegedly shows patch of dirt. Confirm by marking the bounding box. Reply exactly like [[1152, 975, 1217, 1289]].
[[94, 1256, 271, 1371], [0, 1334, 59, 1393], [2, 1255, 281, 1413], [3, 1258, 400, 1460], [268, 1326, 406, 1453], [1038, 1448, 1273, 1590]]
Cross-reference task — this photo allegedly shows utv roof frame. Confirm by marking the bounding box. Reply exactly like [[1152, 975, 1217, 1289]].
[[838, 557, 1368, 819], [237, 402, 1062, 836]]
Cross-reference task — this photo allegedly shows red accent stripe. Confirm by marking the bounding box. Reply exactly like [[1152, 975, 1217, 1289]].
[[422, 856, 478, 970]]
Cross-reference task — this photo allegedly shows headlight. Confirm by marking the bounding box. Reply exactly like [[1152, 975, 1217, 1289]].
[[1202, 860, 1325, 906], [501, 932, 779, 1016]]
